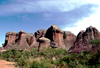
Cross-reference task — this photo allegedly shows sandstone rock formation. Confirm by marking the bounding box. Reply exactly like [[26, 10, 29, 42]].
[[69, 26, 100, 53], [3, 25, 76, 51], [4, 31, 16, 47], [38, 37, 50, 51], [45, 25, 66, 49], [3, 31, 17, 50], [35, 29, 47, 41], [63, 31, 76, 50], [3, 31, 36, 50], [15, 31, 29, 48], [26, 33, 36, 46], [50, 42, 58, 48], [4, 25, 100, 53], [0, 47, 3, 51], [28, 29, 47, 49]]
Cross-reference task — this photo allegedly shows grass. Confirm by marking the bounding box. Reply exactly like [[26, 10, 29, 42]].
[[0, 47, 100, 68]]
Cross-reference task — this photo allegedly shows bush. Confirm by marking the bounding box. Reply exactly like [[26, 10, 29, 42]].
[[1, 48, 100, 68], [26, 37, 30, 45], [63, 34, 67, 39], [90, 39, 100, 45]]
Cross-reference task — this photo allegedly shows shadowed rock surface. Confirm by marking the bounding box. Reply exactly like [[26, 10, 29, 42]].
[[35, 29, 47, 41], [50, 42, 58, 48], [26, 33, 37, 46], [69, 26, 100, 53]]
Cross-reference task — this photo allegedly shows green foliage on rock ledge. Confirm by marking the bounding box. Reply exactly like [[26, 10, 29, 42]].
[[26, 37, 30, 45], [90, 39, 100, 45], [63, 34, 67, 39]]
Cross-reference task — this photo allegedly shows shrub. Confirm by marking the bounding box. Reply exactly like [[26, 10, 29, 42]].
[[90, 39, 100, 45], [26, 37, 30, 45], [63, 34, 67, 39], [1, 47, 100, 68]]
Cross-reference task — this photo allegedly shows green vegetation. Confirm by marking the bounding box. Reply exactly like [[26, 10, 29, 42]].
[[26, 37, 30, 45], [90, 39, 100, 45], [0, 48, 100, 68], [63, 34, 67, 39]]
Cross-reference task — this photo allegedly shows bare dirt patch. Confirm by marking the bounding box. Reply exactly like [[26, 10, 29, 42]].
[[0, 60, 15, 68]]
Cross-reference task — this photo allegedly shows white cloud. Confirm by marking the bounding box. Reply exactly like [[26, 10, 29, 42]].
[[0, 0, 100, 16], [63, 6, 100, 35]]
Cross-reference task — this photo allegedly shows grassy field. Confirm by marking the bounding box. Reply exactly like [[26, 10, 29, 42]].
[[0, 47, 100, 68]]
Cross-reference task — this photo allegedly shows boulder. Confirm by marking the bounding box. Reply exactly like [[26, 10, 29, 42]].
[[38, 37, 50, 51], [35, 29, 47, 41], [69, 26, 100, 53], [63, 31, 76, 50], [50, 42, 58, 48], [45, 25, 66, 49]]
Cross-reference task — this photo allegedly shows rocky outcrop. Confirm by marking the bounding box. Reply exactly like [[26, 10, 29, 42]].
[[45, 25, 66, 49], [4, 31, 16, 47], [4, 31, 34, 50], [4, 44, 15, 50], [15, 31, 29, 48], [4, 25, 100, 53], [0, 47, 3, 51], [4, 25, 77, 51], [50, 42, 58, 48], [26, 33, 37, 46], [28, 29, 47, 50], [63, 31, 76, 50], [35, 29, 47, 41], [38, 37, 50, 51], [69, 26, 100, 53]]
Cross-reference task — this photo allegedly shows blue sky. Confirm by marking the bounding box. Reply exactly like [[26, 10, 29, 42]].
[[0, 0, 100, 47]]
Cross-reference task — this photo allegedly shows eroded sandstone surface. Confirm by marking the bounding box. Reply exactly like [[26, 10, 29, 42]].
[[68, 26, 100, 53], [3, 25, 100, 53]]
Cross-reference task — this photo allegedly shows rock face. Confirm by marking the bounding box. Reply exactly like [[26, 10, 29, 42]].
[[26, 33, 36, 46], [0, 47, 3, 51], [15, 31, 29, 48], [3, 31, 37, 50], [3, 25, 76, 51], [4, 31, 16, 47], [45, 25, 66, 49], [4, 25, 100, 53], [35, 29, 47, 41], [50, 42, 58, 48], [63, 31, 76, 50], [69, 26, 100, 53], [38, 37, 50, 51]]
